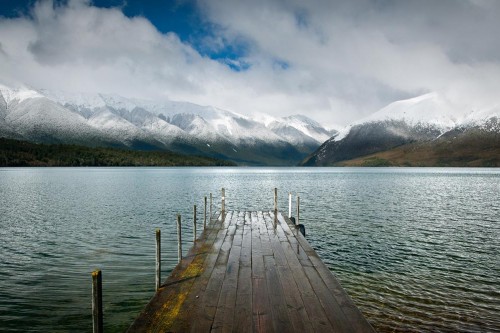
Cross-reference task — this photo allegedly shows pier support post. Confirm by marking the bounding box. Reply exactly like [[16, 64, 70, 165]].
[[193, 205, 197, 243], [209, 193, 212, 223], [274, 188, 278, 212], [204, 196, 207, 230], [288, 192, 292, 218], [177, 215, 182, 263], [297, 195, 300, 226], [155, 229, 161, 291], [221, 188, 225, 213], [91, 269, 103, 333]]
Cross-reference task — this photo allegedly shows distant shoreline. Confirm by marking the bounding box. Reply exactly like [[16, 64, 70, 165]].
[[0, 138, 236, 167]]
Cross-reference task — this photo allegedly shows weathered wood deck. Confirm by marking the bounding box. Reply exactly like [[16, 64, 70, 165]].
[[127, 211, 375, 332]]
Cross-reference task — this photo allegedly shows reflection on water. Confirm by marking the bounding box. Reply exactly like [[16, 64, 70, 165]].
[[0, 167, 499, 332]]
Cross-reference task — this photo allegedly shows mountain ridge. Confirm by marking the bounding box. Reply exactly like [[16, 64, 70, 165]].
[[0, 84, 336, 166]]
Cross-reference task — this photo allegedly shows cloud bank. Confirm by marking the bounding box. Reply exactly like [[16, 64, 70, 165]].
[[1, 0, 499, 126]]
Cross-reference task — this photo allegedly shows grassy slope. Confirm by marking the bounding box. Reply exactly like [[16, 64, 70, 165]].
[[335, 131, 500, 167], [0, 138, 236, 167]]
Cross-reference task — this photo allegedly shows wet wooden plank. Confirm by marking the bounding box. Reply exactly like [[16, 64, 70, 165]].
[[192, 212, 238, 332], [233, 212, 252, 333], [263, 255, 294, 333], [212, 216, 242, 333]]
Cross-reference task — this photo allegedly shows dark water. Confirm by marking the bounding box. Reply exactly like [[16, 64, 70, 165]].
[[0, 167, 498, 332]]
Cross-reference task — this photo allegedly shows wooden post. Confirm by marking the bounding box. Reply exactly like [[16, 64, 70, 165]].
[[221, 188, 225, 212], [193, 205, 197, 243], [177, 214, 182, 263], [91, 270, 103, 333], [155, 229, 161, 291], [209, 193, 212, 223], [204, 196, 207, 230], [297, 195, 300, 226], [274, 187, 278, 212], [288, 192, 292, 218]]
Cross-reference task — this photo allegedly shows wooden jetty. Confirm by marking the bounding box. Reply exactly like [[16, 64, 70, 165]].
[[127, 209, 375, 332]]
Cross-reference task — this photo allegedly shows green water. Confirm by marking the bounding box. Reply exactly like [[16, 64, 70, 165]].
[[0, 167, 498, 332]]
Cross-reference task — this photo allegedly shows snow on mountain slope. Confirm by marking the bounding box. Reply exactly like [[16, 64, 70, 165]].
[[280, 115, 337, 143], [334, 92, 471, 141], [88, 109, 144, 141], [462, 105, 500, 129], [360, 93, 467, 128], [170, 113, 227, 143], [3, 96, 105, 144], [0, 84, 43, 105], [40, 89, 286, 145], [267, 120, 318, 146]]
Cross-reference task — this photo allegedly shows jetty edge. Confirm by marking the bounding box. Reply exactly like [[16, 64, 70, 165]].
[[126, 209, 375, 332]]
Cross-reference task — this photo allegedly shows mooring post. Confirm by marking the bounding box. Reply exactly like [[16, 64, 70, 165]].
[[221, 188, 225, 212], [155, 229, 161, 291], [209, 193, 213, 223], [91, 269, 103, 333], [288, 192, 292, 218], [274, 187, 278, 212], [193, 205, 197, 243], [297, 195, 300, 226], [177, 214, 182, 263], [204, 196, 207, 230]]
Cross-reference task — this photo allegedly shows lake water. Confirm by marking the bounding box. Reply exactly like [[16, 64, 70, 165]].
[[0, 167, 499, 332]]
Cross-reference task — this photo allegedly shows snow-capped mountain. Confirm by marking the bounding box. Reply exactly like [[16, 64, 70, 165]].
[[303, 92, 500, 166], [0, 84, 334, 165]]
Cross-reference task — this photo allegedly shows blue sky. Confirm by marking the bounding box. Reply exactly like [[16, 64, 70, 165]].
[[0, 0, 249, 69], [1, 0, 499, 126]]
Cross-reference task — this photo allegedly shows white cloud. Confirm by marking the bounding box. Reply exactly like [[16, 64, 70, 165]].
[[1, 0, 499, 127]]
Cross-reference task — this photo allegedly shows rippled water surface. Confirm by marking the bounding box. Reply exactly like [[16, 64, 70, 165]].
[[0, 167, 499, 332]]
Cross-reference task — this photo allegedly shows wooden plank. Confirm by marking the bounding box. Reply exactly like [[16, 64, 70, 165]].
[[251, 212, 265, 279], [252, 277, 273, 333], [263, 255, 294, 333], [212, 239, 241, 332], [251, 212, 273, 332], [233, 213, 253, 333], [192, 212, 238, 332], [233, 265, 253, 333], [212, 215, 242, 333], [257, 212, 273, 257]]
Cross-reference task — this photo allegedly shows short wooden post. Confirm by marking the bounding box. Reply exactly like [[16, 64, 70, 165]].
[[209, 193, 213, 222], [91, 269, 103, 333], [177, 214, 182, 263], [193, 205, 197, 243], [274, 188, 278, 212], [204, 196, 207, 230], [221, 188, 225, 212], [288, 192, 292, 218], [297, 195, 300, 226], [155, 229, 161, 291]]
